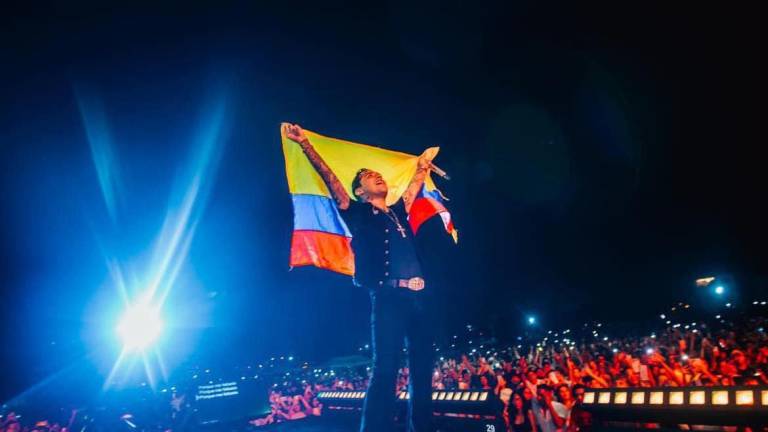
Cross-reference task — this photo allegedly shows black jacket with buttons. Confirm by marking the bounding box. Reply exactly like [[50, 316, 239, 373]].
[[342, 199, 422, 288]]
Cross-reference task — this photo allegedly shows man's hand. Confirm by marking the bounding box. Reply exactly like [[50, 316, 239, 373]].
[[402, 154, 433, 212], [283, 122, 350, 209], [417, 154, 432, 170], [284, 123, 308, 144]]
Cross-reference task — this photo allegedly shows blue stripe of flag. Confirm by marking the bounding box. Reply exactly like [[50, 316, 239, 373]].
[[292, 194, 352, 237], [419, 184, 444, 203]]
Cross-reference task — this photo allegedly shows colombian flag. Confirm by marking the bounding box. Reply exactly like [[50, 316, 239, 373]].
[[409, 185, 458, 243], [281, 123, 457, 276]]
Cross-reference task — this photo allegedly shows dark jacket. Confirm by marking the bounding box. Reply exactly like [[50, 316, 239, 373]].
[[342, 199, 422, 288]]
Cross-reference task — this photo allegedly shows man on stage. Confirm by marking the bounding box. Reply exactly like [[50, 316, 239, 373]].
[[284, 123, 434, 432]]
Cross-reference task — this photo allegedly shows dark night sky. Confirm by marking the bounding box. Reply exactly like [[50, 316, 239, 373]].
[[0, 1, 765, 401]]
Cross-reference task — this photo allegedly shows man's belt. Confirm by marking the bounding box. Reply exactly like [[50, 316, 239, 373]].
[[384, 277, 425, 291]]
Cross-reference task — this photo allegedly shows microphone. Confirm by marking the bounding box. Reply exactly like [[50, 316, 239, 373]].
[[429, 163, 451, 181]]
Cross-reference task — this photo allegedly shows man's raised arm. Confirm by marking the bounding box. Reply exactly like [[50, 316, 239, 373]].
[[401, 155, 431, 213], [284, 123, 351, 210]]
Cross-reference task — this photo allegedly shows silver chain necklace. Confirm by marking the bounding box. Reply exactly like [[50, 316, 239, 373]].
[[376, 206, 407, 238]]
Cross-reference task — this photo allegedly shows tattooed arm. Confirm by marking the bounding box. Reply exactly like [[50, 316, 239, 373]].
[[283, 123, 351, 210]]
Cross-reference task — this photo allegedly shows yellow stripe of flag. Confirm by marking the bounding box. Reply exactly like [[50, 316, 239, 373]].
[[281, 123, 439, 205]]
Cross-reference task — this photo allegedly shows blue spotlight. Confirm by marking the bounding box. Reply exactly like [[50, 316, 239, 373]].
[[117, 303, 163, 350], [527, 316, 536, 325], [714, 286, 725, 295]]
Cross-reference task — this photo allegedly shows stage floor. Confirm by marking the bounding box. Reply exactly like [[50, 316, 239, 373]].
[[247, 417, 365, 431], [202, 412, 496, 431], [227, 417, 438, 432], [199, 417, 362, 432], [257, 424, 356, 432], [241, 418, 479, 432]]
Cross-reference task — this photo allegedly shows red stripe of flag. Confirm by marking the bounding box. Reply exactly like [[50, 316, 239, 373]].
[[290, 230, 355, 275]]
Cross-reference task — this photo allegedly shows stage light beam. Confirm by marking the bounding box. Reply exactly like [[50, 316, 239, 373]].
[[117, 303, 163, 350]]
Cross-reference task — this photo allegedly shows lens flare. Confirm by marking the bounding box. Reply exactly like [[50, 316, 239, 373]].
[[117, 303, 163, 350]]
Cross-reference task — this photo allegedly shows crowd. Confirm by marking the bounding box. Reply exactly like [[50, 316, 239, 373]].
[[249, 390, 321, 426], [247, 301, 768, 430], [413, 306, 768, 431], [0, 413, 68, 432], [3, 301, 766, 431], [426, 319, 768, 392], [250, 365, 369, 427]]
